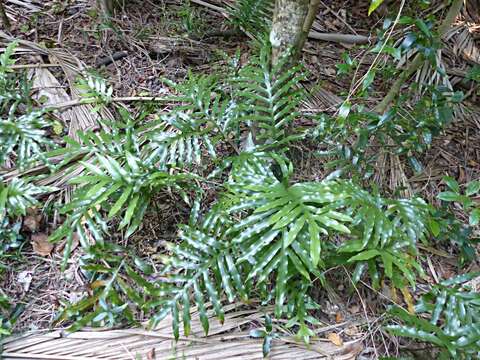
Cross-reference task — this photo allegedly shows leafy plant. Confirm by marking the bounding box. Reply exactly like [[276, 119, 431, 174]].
[[76, 72, 113, 111], [142, 152, 432, 338], [46, 41, 443, 343], [0, 294, 23, 337], [438, 176, 480, 227], [228, 0, 272, 37], [233, 44, 306, 147], [0, 41, 54, 169], [337, 187, 430, 289], [386, 272, 480, 359], [50, 117, 198, 269]]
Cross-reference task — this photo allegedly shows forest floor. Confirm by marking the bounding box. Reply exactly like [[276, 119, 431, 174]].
[[1, 0, 480, 358]]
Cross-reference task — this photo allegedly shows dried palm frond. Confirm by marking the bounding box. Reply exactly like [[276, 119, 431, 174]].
[[446, 24, 480, 64], [5, 0, 41, 12], [1, 306, 363, 360]]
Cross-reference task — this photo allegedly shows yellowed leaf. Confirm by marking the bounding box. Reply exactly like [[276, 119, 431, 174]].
[[89, 280, 107, 290], [327, 332, 343, 347], [401, 287, 415, 314], [31, 233, 53, 256], [53, 120, 64, 135]]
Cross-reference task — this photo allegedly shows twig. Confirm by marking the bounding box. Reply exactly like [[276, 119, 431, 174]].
[[298, 0, 321, 56], [95, 50, 129, 68], [10, 64, 62, 69], [346, 0, 406, 107], [309, 31, 370, 44], [319, 0, 358, 35]]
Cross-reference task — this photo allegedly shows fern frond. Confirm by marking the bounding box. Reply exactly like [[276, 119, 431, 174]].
[[0, 42, 54, 169], [386, 272, 480, 359], [51, 148, 196, 270], [0, 178, 56, 218], [0, 109, 54, 168], [143, 74, 238, 168], [149, 205, 247, 337], [227, 0, 273, 37], [338, 184, 431, 288], [233, 45, 306, 147], [75, 72, 113, 110], [145, 112, 217, 169], [223, 153, 354, 316]]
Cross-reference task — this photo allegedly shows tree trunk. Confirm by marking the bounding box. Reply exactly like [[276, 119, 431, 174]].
[[270, 0, 320, 66]]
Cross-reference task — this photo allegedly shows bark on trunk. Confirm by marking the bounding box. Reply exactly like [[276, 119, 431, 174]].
[[270, 0, 320, 66]]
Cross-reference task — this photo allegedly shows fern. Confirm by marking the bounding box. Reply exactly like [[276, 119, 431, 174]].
[[148, 204, 248, 337], [228, 0, 273, 37], [233, 44, 306, 147], [51, 148, 196, 269], [0, 178, 56, 218], [226, 153, 350, 302], [386, 272, 480, 359], [0, 41, 54, 169], [337, 185, 430, 288], [140, 74, 242, 168], [75, 72, 113, 111], [44, 41, 444, 346]]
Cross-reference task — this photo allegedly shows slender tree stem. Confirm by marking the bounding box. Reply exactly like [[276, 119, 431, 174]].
[[298, 0, 321, 53], [375, 0, 464, 113]]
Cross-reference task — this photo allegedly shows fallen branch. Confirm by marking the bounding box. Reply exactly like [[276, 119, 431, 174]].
[[309, 31, 370, 44], [95, 50, 129, 68]]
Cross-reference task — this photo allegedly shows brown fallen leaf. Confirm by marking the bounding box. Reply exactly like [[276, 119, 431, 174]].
[[335, 311, 344, 323], [23, 214, 42, 232], [327, 332, 343, 347], [345, 325, 360, 337], [32, 233, 54, 256], [348, 305, 360, 314]]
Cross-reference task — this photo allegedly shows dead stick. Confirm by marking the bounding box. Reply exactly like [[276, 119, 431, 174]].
[[309, 31, 370, 44], [95, 50, 128, 68]]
